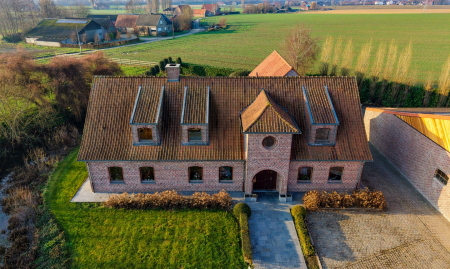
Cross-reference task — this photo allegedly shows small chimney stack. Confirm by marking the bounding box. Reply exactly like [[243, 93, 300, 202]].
[[166, 63, 180, 82]]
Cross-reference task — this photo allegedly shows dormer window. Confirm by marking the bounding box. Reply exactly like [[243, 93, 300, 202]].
[[130, 85, 164, 146], [138, 128, 153, 142], [303, 86, 339, 146], [188, 128, 202, 142], [181, 86, 210, 145], [315, 128, 330, 143]]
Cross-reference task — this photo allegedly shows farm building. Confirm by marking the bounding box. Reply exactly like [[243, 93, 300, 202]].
[[25, 18, 105, 47], [193, 9, 214, 17], [115, 14, 139, 33], [364, 108, 450, 221], [249, 50, 299, 77], [163, 5, 192, 16], [115, 14, 173, 36], [136, 14, 173, 36], [77, 64, 372, 195], [87, 15, 119, 24], [201, 4, 221, 15]]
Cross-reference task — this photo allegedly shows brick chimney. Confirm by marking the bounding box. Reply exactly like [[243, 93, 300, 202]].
[[166, 63, 180, 82]]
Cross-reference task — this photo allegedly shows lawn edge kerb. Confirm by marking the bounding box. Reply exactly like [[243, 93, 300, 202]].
[[290, 205, 320, 269]]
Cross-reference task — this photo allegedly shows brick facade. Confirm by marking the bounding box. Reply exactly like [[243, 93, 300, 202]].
[[88, 161, 245, 193], [364, 110, 450, 221], [181, 124, 209, 145], [288, 161, 364, 192], [245, 134, 293, 194]]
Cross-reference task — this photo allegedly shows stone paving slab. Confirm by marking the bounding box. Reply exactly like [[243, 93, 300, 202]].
[[248, 193, 307, 269], [307, 144, 450, 269]]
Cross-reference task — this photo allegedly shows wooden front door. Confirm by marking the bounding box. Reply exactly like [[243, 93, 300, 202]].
[[253, 170, 277, 191]]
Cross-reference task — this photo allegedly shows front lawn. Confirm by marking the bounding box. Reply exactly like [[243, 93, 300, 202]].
[[45, 149, 247, 269]]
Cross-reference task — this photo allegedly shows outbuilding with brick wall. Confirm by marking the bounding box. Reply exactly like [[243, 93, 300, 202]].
[[364, 107, 450, 221]]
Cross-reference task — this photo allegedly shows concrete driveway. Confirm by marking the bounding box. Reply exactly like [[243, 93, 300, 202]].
[[307, 144, 450, 269]]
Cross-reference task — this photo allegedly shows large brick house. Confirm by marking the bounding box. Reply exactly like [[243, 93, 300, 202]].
[[364, 107, 450, 220], [78, 65, 372, 195]]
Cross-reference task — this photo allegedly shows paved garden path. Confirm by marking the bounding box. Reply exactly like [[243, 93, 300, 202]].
[[307, 144, 450, 269], [248, 193, 307, 269]]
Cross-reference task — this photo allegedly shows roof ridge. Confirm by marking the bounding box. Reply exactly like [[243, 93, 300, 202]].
[[244, 90, 271, 131]]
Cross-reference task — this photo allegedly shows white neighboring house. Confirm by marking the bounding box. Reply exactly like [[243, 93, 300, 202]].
[[25, 18, 105, 47]]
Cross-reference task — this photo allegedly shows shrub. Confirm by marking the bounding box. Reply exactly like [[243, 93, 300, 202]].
[[159, 61, 165, 72], [163, 58, 169, 65], [148, 67, 156, 76], [291, 205, 306, 219], [291, 208, 315, 257], [103, 190, 232, 211], [303, 189, 387, 210], [176, 57, 182, 64], [168, 56, 173, 63], [303, 190, 320, 211], [8, 227, 28, 242], [154, 65, 160, 73], [233, 203, 251, 218], [240, 213, 252, 265], [229, 70, 251, 77]]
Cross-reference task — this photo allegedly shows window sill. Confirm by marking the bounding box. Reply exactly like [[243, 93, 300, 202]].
[[189, 180, 203, 183], [297, 180, 311, 184], [328, 180, 342, 184], [110, 181, 125, 184], [433, 177, 447, 187], [141, 181, 156, 184], [220, 180, 233, 183]]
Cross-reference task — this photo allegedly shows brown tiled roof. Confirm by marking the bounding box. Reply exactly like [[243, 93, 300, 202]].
[[182, 87, 209, 124], [115, 14, 139, 28], [240, 90, 300, 133], [78, 77, 372, 161], [193, 9, 206, 15], [303, 85, 338, 124], [202, 4, 219, 12], [131, 85, 163, 124], [249, 50, 299, 77]]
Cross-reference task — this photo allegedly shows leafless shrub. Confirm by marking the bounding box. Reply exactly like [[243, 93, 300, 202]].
[[104, 190, 232, 211], [1, 187, 38, 214], [219, 17, 227, 28], [438, 54, 450, 106], [423, 72, 434, 107], [319, 36, 333, 75], [391, 42, 413, 100], [303, 189, 386, 210], [330, 37, 342, 76], [355, 39, 372, 84], [46, 124, 80, 154]]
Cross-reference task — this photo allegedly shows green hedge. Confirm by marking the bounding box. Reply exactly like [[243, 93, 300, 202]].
[[291, 206, 320, 269], [180, 63, 248, 77], [239, 212, 252, 265], [233, 202, 252, 218]]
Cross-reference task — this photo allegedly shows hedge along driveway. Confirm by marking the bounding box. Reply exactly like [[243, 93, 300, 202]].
[[44, 148, 247, 269]]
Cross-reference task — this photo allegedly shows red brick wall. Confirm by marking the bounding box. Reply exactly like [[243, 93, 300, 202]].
[[245, 134, 292, 194], [131, 124, 160, 144], [181, 125, 209, 145], [288, 161, 364, 192], [87, 161, 244, 193], [364, 110, 450, 221]]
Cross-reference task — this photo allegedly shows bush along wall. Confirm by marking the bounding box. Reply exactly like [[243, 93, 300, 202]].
[[290, 205, 320, 269], [180, 63, 245, 77], [233, 203, 252, 265]]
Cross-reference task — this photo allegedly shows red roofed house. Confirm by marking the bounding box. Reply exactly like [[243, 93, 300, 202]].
[[249, 50, 299, 77], [364, 108, 450, 220], [193, 9, 214, 17], [201, 4, 221, 15], [78, 64, 372, 196], [115, 14, 139, 33]]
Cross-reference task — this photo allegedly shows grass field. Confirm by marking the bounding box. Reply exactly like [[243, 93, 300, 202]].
[[45, 149, 247, 269], [103, 12, 450, 84]]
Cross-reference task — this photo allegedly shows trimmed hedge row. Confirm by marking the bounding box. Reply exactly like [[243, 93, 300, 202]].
[[234, 203, 252, 265], [291, 205, 319, 269], [240, 213, 252, 265], [180, 63, 249, 77]]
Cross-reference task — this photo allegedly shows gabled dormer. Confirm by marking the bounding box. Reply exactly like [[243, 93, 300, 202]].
[[302, 85, 339, 146], [181, 86, 210, 145], [130, 85, 164, 145]]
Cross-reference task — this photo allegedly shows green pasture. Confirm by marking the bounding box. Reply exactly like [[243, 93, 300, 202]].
[[44, 149, 247, 269], [103, 13, 450, 83]]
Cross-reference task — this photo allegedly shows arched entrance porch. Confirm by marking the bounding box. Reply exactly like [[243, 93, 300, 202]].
[[252, 170, 277, 192]]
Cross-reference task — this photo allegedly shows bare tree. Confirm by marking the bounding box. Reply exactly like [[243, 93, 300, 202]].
[[94, 32, 100, 44], [104, 32, 111, 42], [81, 32, 87, 44], [39, 0, 60, 18], [89, 0, 95, 9], [283, 24, 319, 76], [310, 1, 318, 10], [146, 0, 153, 14], [126, 29, 131, 39], [241, 0, 245, 9], [74, 4, 90, 17], [152, 0, 160, 14], [116, 30, 121, 40]]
